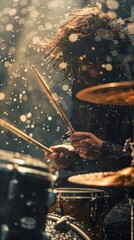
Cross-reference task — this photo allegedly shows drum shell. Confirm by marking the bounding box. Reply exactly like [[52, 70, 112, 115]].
[[0, 150, 56, 240], [49, 187, 109, 240], [0, 170, 49, 225]]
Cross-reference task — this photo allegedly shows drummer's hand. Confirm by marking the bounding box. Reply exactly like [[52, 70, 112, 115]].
[[45, 145, 75, 170], [70, 132, 103, 159]]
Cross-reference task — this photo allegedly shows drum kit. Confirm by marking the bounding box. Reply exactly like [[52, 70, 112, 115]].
[[48, 80, 134, 240], [0, 67, 133, 240], [69, 80, 134, 240]]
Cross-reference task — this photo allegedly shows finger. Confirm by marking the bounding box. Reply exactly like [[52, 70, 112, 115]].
[[74, 146, 88, 153], [82, 138, 95, 146], [72, 139, 93, 148], [49, 146, 66, 153], [71, 132, 93, 140], [72, 141, 89, 149], [79, 152, 93, 159], [52, 153, 71, 170], [45, 152, 60, 162], [49, 146, 60, 152]]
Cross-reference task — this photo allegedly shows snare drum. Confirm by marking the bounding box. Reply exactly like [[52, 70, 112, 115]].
[[49, 187, 109, 240], [0, 150, 56, 240]]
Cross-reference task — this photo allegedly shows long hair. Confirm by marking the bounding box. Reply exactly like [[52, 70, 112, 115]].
[[42, 6, 130, 84]]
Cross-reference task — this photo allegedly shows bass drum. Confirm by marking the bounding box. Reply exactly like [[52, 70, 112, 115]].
[[45, 214, 93, 240]]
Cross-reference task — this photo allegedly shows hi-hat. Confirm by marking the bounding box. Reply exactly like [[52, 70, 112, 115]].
[[76, 81, 134, 105], [68, 167, 134, 187]]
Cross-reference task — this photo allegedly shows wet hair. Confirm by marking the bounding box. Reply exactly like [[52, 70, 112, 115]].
[[43, 6, 130, 84]]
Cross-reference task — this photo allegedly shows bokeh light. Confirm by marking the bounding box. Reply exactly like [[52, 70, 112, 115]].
[[0, 0, 133, 161]]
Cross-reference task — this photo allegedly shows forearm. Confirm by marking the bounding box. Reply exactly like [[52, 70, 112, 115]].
[[100, 141, 123, 160], [100, 141, 132, 166], [69, 140, 132, 171]]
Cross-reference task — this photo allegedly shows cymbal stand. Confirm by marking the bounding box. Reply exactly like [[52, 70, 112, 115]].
[[130, 142, 134, 167], [127, 142, 134, 240], [128, 195, 134, 240], [123, 140, 134, 240]]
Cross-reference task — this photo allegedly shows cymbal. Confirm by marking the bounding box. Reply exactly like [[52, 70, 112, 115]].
[[68, 167, 134, 187], [76, 81, 134, 105]]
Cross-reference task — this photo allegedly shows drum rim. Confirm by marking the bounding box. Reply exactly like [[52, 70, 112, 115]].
[[46, 214, 92, 240], [0, 149, 48, 169], [17, 165, 57, 181], [52, 187, 104, 193], [0, 162, 57, 181]]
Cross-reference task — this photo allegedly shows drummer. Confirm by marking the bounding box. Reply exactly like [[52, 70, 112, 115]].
[[44, 5, 133, 240]]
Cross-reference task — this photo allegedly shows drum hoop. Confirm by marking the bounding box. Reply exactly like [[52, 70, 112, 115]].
[[0, 163, 57, 181], [0, 150, 48, 169], [47, 214, 91, 240], [58, 196, 97, 200], [53, 188, 106, 201], [17, 165, 57, 180], [0, 163, 13, 171], [53, 187, 104, 193]]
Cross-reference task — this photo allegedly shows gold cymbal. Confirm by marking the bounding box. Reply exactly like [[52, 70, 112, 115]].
[[68, 167, 134, 187], [76, 81, 134, 105]]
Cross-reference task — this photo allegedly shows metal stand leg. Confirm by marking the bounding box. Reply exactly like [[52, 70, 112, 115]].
[[129, 198, 134, 240]]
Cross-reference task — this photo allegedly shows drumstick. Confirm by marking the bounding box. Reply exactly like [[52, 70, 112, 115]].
[[0, 119, 52, 154], [32, 65, 74, 134]]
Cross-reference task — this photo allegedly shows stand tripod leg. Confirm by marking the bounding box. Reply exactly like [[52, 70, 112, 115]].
[[129, 198, 134, 240]]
